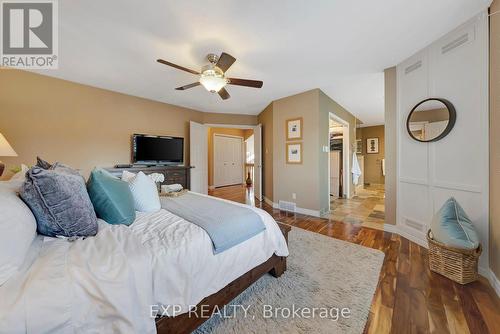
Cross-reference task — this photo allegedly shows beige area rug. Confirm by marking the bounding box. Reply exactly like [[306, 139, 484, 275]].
[[195, 227, 384, 334]]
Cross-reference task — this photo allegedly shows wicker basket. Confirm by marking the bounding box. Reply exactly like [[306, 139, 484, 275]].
[[427, 230, 481, 284]]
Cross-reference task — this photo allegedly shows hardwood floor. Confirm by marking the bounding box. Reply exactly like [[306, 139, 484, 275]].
[[208, 185, 500, 334]]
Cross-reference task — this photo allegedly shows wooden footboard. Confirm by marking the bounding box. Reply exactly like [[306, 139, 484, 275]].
[[155, 223, 291, 334]]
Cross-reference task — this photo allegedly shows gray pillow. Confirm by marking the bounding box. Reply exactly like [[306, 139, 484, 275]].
[[36, 156, 52, 169], [20, 163, 98, 237]]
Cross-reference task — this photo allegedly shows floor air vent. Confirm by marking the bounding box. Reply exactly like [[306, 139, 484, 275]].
[[279, 200, 296, 213]]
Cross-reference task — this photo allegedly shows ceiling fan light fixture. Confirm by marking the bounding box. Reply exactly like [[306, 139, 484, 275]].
[[199, 67, 227, 93], [157, 52, 263, 100]]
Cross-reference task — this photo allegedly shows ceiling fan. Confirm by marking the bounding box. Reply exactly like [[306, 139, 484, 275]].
[[156, 52, 263, 100]]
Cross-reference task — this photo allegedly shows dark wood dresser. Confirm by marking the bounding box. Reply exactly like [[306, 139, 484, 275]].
[[104, 165, 192, 190]]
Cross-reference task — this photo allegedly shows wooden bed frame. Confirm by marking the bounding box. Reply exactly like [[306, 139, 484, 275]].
[[155, 223, 291, 334]]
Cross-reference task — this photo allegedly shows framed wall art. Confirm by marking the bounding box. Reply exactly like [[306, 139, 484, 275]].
[[366, 137, 379, 154], [286, 143, 302, 164], [286, 117, 303, 141]]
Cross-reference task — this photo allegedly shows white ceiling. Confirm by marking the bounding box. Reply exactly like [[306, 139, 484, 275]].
[[34, 0, 491, 126]]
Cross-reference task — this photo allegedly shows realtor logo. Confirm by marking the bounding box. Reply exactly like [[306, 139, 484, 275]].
[[1, 0, 58, 69]]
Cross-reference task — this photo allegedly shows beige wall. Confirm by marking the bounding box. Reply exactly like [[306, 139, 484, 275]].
[[272, 89, 321, 212], [384, 67, 397, 225], [243, 129, 254, 140], [207, 127, 248, 187], [490, 0, 500, 279], [356, 125, 385, 185], [261, 89, 356, 215], [257, 103, 274, 201], [202, 113, 257, 126], [0, 70, 257, 179]]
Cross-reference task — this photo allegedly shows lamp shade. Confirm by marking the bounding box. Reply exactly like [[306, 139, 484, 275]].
[[0, 133, 17, 157]]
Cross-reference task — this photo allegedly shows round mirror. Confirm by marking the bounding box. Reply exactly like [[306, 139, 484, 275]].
[[406, 98, 456, 142]]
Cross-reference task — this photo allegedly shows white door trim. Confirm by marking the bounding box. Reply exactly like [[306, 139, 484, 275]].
[[328, 113, 351, 208], [212, 133, 244, 140], [204, 123, 255, 129]]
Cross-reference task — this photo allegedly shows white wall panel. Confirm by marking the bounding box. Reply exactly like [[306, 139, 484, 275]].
[[396, 12, 489, 269], [399, 182, 431, 230], [398, 51, 429, 183]]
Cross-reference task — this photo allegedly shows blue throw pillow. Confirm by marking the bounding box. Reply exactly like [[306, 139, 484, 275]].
[[430, 197, 479, 250], [87, 168, 136, 226], [20, 163, 98, 237]]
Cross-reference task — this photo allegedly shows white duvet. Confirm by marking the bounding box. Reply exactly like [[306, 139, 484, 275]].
[[0, 199, 288, 333]]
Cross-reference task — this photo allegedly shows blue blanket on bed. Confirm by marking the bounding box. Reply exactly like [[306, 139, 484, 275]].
[[160, 193, 266, 254]]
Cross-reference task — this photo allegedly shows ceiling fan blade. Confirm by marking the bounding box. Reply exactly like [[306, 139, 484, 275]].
[[175, 82, 201, 90], [156, 59, 199, 75], [218, 87, 230, 100], [227, 78, 263, 88], [216, 52, 236, 72]]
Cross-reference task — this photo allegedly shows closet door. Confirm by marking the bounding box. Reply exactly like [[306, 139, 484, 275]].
[[213, 135, 228, 187], [224, 137, 233, 185], [228, 138, 236, 184], [214, 135, 243, 187], [232, 138, 243, 184]]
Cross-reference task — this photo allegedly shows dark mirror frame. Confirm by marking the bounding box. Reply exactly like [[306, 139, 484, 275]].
[[406, 98, 456, 143]]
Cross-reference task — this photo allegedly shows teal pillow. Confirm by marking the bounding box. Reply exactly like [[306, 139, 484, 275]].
[[431, 197, 479, 250], [87, 168, 136, 225]]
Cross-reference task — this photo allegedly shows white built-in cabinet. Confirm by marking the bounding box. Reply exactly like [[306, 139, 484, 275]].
[[330, 151, 341, 198], [396, 12, 489, 270]]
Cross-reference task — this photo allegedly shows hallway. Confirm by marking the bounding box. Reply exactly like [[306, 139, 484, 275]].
[[330, 184, 385, 231]]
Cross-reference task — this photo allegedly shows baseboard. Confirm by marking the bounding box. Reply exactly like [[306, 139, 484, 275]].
[[383, 224, 428, 248], [383, 223, 399, 233], [263, 196, 274, 207], [487, 268, 500, 297], [295, 207, 321, 217], [267, 198, 321, 217]]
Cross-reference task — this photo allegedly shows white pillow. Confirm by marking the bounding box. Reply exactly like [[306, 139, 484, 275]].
[[124, 171, 161, 212], [10, 164, 29, 181], [0, 182, 37, 286], [121, 170, 136, 182]]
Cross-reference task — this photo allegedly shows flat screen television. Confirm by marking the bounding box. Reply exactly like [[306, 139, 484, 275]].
[[132, 134, 184, 165]]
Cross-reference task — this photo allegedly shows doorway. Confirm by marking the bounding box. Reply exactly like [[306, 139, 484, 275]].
[[329, 120, 344, 199], [189, 122, 263, 201], [329, 124, 386, 231], [328, 112, 350, 205]]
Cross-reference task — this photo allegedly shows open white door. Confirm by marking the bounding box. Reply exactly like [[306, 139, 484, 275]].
[[189, 121, 208, 194], [254, 124, 263, 201]]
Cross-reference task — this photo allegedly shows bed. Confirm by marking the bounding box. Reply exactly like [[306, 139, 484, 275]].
[[0, 193, 289, 333]]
